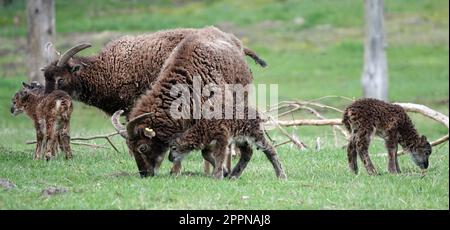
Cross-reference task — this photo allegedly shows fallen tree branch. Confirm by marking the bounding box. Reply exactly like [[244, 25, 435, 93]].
[[300, 105, 349, 140], [26, 132, 121, 153], [26, 140, 109, 150], [70, 141, 109, 149], [266, 115, 308, 150], [272, 119, 343, 127], [394, 102, 449, 128], [273, 140, 292, 148]]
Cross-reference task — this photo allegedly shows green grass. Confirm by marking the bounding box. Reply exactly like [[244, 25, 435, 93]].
[[0, 0, 448, 209]]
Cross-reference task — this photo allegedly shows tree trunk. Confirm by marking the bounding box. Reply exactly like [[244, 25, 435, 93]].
[[361, 0, 388, 101], [26, 0, 55, 84]]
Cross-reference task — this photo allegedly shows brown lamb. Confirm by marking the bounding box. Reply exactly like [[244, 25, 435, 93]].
[[112, 27, 268, 178], [11, 82, 73, 160], [168, 106, 287, 179], [342, 98, 432, 175], [43, 26, 266, 117]]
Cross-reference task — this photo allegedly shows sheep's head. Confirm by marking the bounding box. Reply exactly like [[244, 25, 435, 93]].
[[43, 43, 91, 97], [11, 82, 43, 116], [410, 135, 432, 169], [168, 135, 194, 163], [112, 110, 162, 177]]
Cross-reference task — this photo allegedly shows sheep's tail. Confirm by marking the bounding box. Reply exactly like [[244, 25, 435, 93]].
[[342, 109, 351, 132], [59, 99, 73, 121], [244, 47, 267, 68]]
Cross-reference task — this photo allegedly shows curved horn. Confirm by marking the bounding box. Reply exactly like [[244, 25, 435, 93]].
[[111, 110, 127, 138], [126, 113, 154, 139], [57, 43, 92, 67]]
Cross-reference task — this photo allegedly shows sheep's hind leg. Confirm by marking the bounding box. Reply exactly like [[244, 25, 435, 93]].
[[229, 141, 253, 179], [59, 120, 72, 160], [355, 129, 378, 175], [347, 136, 358, 174], [33, 121, 44, 160], [44, 119, 58, 161], [256, 136, 287, 179], [202, 148, 215, 175]]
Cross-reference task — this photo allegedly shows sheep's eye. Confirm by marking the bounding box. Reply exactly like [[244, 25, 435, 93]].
[[57, 78, 64, 85], [138, 144, 149, 154]]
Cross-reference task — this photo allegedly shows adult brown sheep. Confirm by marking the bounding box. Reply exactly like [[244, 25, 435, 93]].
[[43, 26, 266, 117], [112, 27, 268, 178]]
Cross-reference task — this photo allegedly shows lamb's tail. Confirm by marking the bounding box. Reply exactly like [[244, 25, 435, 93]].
[[244, 47, 267, 68], [342, 109, 351, 132], [59, 99, 73, 121]]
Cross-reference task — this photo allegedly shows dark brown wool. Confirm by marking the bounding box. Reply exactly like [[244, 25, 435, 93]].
[[168, 106, 287, 179], [11, 82, 73, 160], [124, 27, 262, 177], [43, 27, 266, 116], [342, 98, 432, 175]]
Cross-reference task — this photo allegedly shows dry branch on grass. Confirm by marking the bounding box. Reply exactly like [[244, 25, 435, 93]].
[[26, 132, 121, 152]]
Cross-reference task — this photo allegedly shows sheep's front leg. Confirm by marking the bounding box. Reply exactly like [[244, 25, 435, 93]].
[[170, 161, 182, 176], [33, 120, 44, 160], [202, 147, 231, 175], [212, 142, 228, 180], [385, 132, 400, 174]]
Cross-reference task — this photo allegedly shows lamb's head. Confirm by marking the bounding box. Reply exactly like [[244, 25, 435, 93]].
[[112, 110, 163, 177], [11, 82, 43, 116], [410, 135, 432, 169], [43, 43, 91, 97], [168, 134, 195, 163]]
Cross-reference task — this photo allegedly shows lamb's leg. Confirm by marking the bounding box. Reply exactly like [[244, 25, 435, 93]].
[[385, 133, 400, 174], [203, 160, 211, 175], [355, 129, 378, 175], [212, 141, 228, 180], [44, 118, 57, 161], [52, 135, 59, 156], [33, 121, 44, 160], [347, 136, 358, 174], [255, 135, 287, 179], [229, 141, 253, 179], [59, 120, 72, 160], [202, 149, 215, 175], [203, 147, 231, 176], [170, 161, 182, 176]]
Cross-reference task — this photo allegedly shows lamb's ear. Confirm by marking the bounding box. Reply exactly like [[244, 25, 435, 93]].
[[144, 127, 156, 138], [22, 82, 32, 89], [421, 135, 428, 143]]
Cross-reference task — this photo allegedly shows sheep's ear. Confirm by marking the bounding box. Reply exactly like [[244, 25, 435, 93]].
[[70, 64, 82, 74], [22, 82, 32, 89], [421, 135, 428, 143], [144, 127, 156, 138]]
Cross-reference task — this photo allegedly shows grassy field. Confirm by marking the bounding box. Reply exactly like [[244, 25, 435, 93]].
[[0, 0, 448, 209]]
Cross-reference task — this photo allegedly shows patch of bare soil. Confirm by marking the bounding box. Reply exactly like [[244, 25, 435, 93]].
[[0, 178, 16, 191]]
